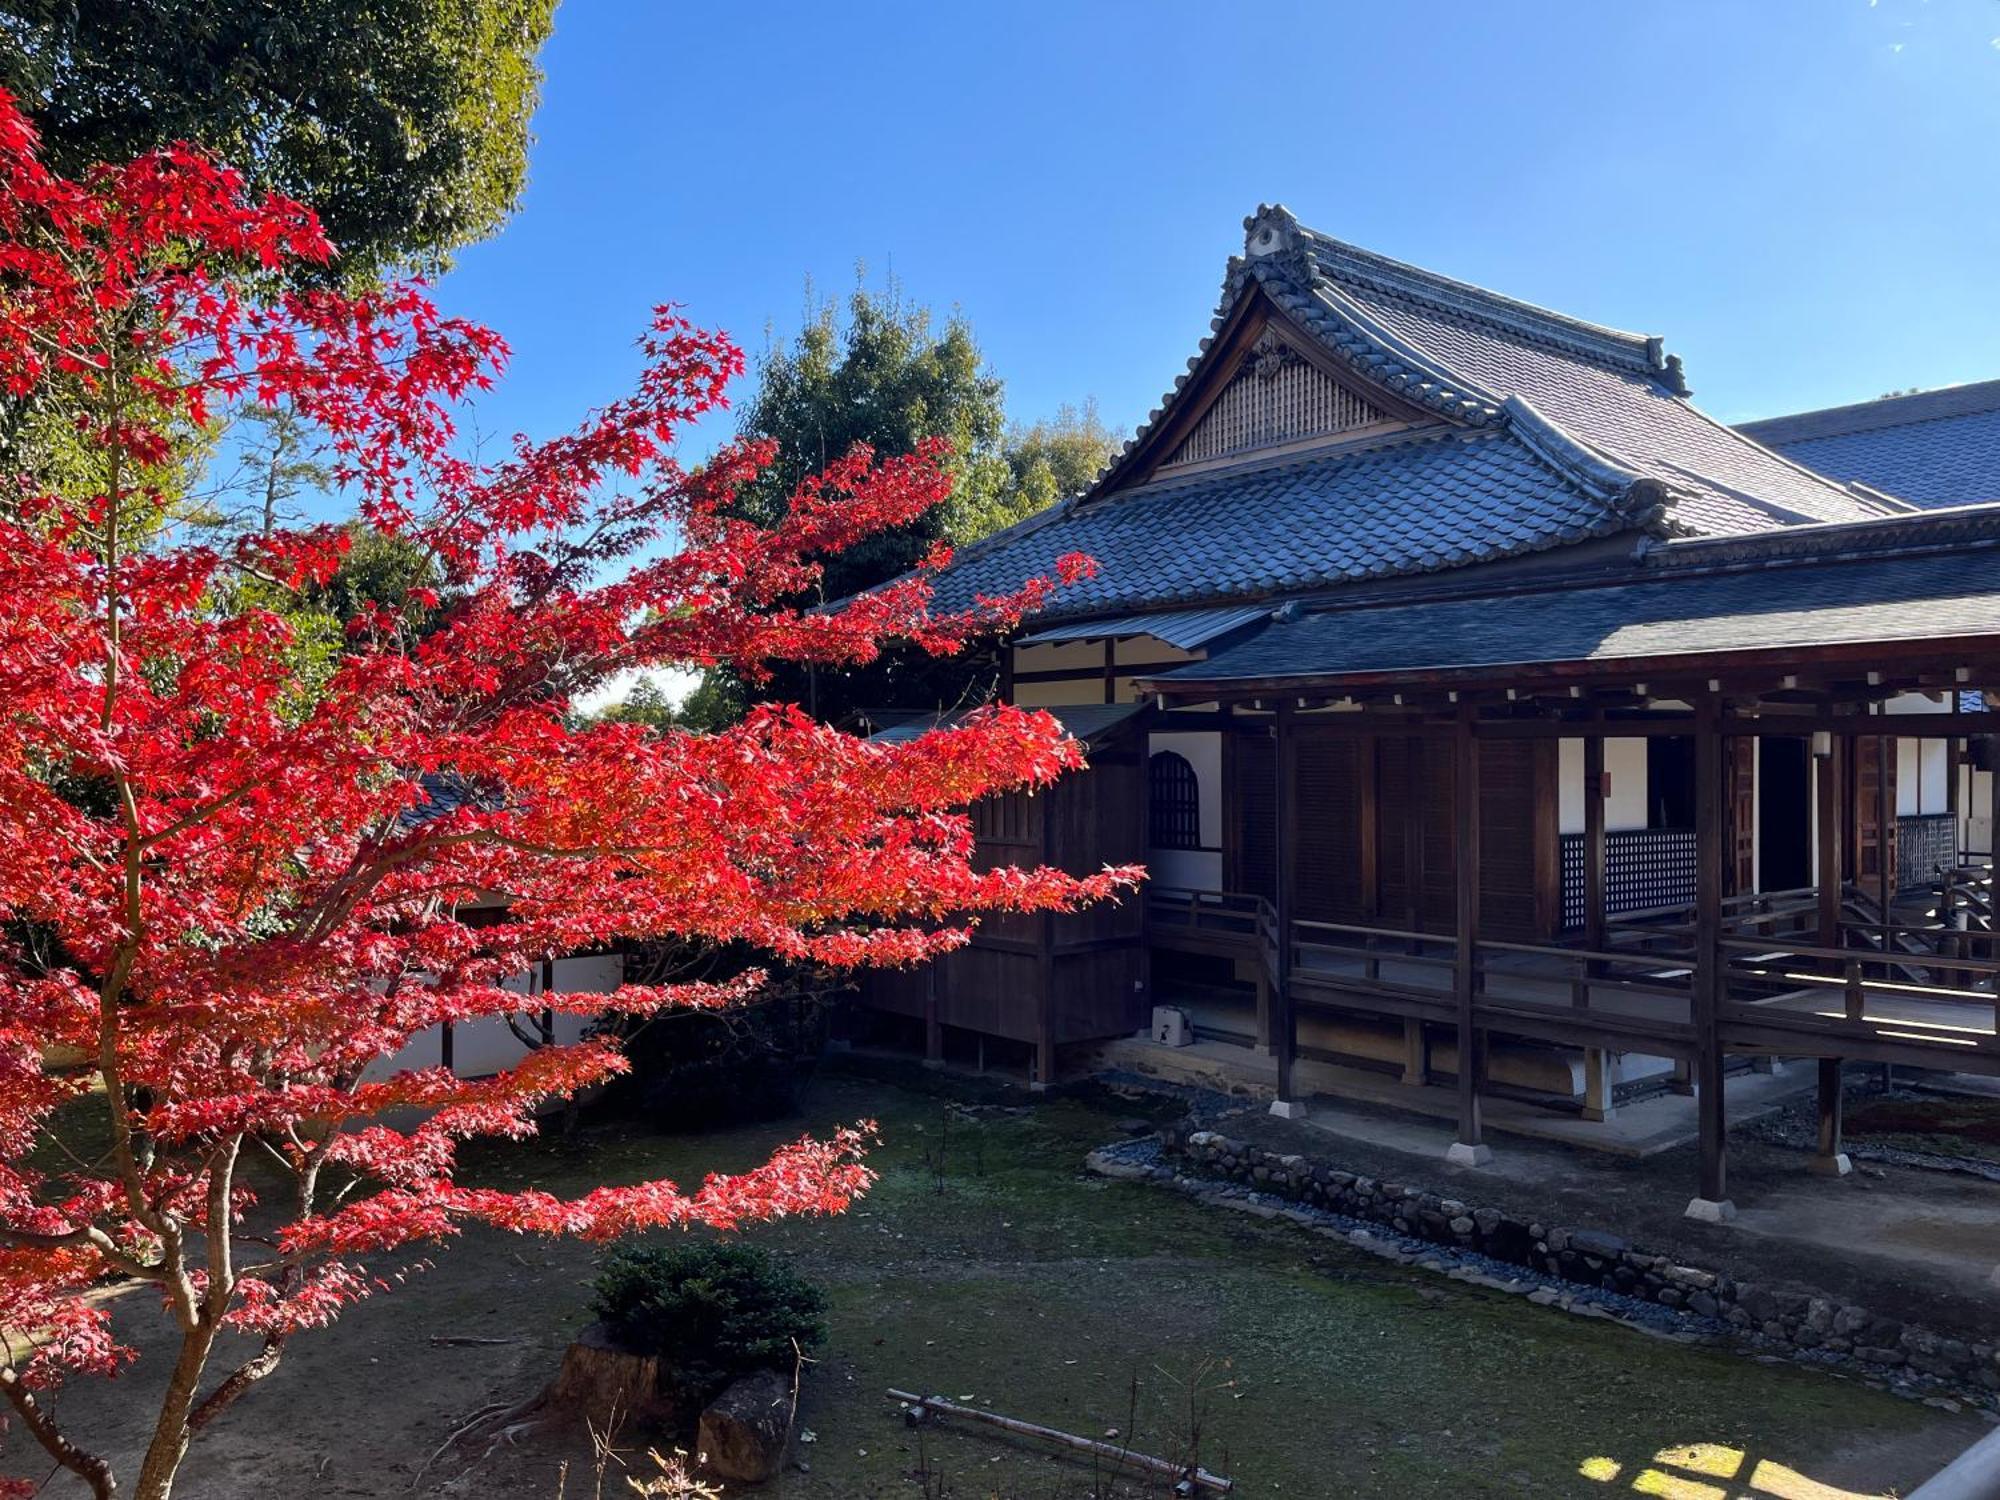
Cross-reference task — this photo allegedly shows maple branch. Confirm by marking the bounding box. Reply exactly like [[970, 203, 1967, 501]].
[[136, 781, 257, 851], [0, 1223, 166, 1283], [186, 1335, 285, 1434], [0, 1365, 116, 1500]]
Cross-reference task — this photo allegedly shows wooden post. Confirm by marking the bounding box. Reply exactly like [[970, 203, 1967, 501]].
[[1447, 703, 1488, 1165], [1876, 732, 1893, 921], [1689, 697, 1734, 1220], [1359, 734, 1380, 919], [1400, 1019, 1427, 1087], [1584, 729, 1607, 959], [1034, 788, 1056, 1092], [1269, 702, 1303, 1117], [1403, 736, 1425, 942], [923, 966, 944, 1068], [1815, 735, 1842, 950], [1582, 1048, 1614, 1123], [1102, 638, 1116, 706], [1811, 1057, 1852, 1177]]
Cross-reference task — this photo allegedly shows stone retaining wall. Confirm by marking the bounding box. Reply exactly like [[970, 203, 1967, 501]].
[[1168, 1122, 2000, 1403]]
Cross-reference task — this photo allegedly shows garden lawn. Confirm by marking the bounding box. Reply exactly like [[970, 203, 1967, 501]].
[[13, 1058, 1985, 1499]]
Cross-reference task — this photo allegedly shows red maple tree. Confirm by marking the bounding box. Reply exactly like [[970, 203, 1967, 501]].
[[0, 92, 1133, 1499]]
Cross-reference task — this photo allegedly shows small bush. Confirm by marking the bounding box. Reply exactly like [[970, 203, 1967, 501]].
[[592, 1242, 826, 1393]]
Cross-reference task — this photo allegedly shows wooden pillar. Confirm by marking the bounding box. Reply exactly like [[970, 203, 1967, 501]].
[[1946, 726, 1964, 862], [923, 967, 944, 1068], [1815, 734, 1843, 950], [1403, 736, 1425, 940], [1811, 1057, 1852, 1177], [1876, 732, 1893, 920], [1269, 702, 1303, 1117], [1359, 735, 1380, 919], [1101, 638, 1116, 706], [1034, 790, 1056, 1091], [1447, 703, 1489, 1165], [1400, 1019, 1427, 1087], [1689, 697, 1734, 1220], [1582, 1047, 1614, 1123], [1584, 726, 1608, 962]]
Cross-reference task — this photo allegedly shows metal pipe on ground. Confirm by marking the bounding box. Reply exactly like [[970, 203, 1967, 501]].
[[887, 1388, 1234, 1494]]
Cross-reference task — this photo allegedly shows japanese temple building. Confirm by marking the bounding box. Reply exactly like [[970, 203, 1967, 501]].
[[862, 205, 2000, 1219]]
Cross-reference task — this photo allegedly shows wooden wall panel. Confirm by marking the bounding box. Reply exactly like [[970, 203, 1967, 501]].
[[1295, 732, 1363, 921], [1231, 731, 1278, 903], [1420, 741, 1457, 930], [1478, 739, 1539, 941]]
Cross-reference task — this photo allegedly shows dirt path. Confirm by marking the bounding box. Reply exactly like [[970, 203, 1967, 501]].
[[9, 1062, 1987, 1498]]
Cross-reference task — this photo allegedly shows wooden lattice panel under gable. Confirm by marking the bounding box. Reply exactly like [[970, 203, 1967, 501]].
[[1169, 333, 1394, 466]]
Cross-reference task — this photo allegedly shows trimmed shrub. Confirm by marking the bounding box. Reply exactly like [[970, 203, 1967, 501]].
[[591, 1242, 826, 1394]]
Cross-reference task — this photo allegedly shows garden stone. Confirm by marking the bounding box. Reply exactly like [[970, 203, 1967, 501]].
[[700, 1369, 795, 1484]]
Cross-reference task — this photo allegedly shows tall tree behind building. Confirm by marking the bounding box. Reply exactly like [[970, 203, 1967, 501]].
[[709, 280, 1115, 727]]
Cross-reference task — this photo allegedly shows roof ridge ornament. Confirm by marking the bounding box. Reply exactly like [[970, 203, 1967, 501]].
[[1244, 203, 1301, 259]]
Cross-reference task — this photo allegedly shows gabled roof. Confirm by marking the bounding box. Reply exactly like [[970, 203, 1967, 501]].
[[1141, 506, 2000, 691], [923, 206, 1899, 625], [1737, 380, 2000, 509]]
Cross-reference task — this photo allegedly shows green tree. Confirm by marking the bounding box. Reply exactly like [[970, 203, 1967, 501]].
[[977, 399, 1118, 541], [724, 279, 1112, 726], [592, 675, 679, 731], [734, 277, 1008, 607], [0, 0, 555, 283]]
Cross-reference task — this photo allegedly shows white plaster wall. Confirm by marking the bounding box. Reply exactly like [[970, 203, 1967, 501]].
[[1971, 769, 1994, 856], [1895, 738, 1948, 815], [1558, 738, 1582, 834], [1559, 737, 1650, 834], [376, 951, 622, 1081], [1149, 729, 1223, 891], [1014, 678, 1102, 708]]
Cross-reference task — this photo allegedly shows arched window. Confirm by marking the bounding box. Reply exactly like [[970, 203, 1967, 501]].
[[1149, 751, 1201, 850]]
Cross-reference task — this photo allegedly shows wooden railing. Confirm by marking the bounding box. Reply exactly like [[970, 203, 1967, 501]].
[[1720, 932, 2000, 1057], [1145, 883, 1997, 1063]]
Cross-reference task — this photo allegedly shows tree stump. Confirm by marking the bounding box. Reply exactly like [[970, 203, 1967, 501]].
[[698, 1369, 794, 1483], [544, 1322, 673, 1432]]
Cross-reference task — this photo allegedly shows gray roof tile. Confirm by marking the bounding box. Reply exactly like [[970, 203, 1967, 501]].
[[1147, 520, 2000, 688], [914, 206, 1902, 626], [930, 426, 1642, 617], [1737, 381, 2000, 509]]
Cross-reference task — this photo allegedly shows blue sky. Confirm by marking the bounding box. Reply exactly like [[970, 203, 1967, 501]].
[[435, 0, 2000, 463]]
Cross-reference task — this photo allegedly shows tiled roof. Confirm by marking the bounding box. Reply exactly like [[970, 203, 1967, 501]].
[[929, 422, 1657, 617], [1017, 604, 1270, 650], [868, 701, 1148, 748], [1291, 222, 1898, 534], [1144, 521, 2000, 689], [917, 206, 1899, 627], [1737, 381, 2000, 509]]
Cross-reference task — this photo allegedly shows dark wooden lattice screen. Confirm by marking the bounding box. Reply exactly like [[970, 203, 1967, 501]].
[[1560, 829, 1696, 929], [1148, 751, 1200, 850], [1897, 813, 1956, 891]]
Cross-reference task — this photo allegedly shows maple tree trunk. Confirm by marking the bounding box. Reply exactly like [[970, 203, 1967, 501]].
[[132, 1321, 223, 1500]]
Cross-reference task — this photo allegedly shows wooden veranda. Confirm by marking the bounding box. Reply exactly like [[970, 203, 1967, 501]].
[[1136, 655, 2000, 1219]]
